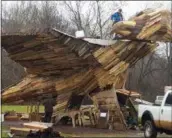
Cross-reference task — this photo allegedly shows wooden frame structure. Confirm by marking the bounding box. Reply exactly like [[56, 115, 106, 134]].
[[1, 9, 172, 130]]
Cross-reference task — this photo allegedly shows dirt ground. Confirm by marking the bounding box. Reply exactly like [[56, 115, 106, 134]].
[[2, 121, 171, 137]]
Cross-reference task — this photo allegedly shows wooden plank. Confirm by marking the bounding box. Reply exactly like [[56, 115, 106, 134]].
[[23, 122, 53, 130]]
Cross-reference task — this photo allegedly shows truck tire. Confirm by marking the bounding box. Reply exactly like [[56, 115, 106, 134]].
[[164, 130, 172, 135], [144, 120, 157, 138]]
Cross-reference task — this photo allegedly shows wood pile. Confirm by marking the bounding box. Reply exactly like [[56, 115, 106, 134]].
[[116, 89, 141, 97], [111, 9, 172, 42], [1, 9, 172, 125], [10, 127, 40, 137], [10, 122, 63, 138]]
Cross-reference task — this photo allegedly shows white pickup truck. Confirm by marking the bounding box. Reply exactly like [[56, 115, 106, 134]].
[[138, 90, 172, 138]]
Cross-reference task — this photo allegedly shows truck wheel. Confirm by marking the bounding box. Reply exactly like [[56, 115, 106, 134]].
[[144, 120, 157, 138], [164, 130, 172, 135]]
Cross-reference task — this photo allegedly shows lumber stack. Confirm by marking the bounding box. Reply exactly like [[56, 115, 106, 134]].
[[111, 9, 172, 42], [1, 9, 172, 118], [10, 122, 62, 138], [116, 89, 141, 97], [10, 127, 40, 137]]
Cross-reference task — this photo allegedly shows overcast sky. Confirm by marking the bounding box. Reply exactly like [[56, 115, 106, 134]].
[[3, 1, 171, 18]]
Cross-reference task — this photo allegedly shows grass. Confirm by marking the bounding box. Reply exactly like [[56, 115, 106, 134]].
[[2, 105, 44, 113], [1, 126, 9, 138], [60, 132, 142, 137], [1, 105, 44, 137]]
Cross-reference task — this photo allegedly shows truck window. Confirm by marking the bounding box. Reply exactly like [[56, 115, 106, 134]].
[[165, 92, 172, 106]]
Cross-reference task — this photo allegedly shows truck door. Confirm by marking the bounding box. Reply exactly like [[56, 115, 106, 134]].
[[160, 92, 172, 130]]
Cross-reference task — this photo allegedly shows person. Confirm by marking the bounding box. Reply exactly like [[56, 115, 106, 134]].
[[43, 96, 56, 123], [111, 9, 124, 25], [111, 9, 124, 39], [126, 112, 138, 130]]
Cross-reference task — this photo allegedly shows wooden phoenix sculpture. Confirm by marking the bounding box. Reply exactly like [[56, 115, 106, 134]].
[[2, 9, 172, 116]]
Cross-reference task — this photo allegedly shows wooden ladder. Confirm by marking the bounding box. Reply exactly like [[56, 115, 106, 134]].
[[107, 90, 127, 130], [107, 108, 126, 130]]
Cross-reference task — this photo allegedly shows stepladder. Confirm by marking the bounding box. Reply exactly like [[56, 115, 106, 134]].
[[91, 88, 127, 130]]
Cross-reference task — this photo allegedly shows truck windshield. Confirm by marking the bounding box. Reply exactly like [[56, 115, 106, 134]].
[[165, 92, 172, 106]]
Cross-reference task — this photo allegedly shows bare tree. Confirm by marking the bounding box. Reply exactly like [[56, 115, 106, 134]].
[[62, 1, 95, 36], [2, 1, 72, 34], [39, 1, 62, 30], [126, 51, 169, 101], [2, 1, 31, 33], [166, 43, 172, 85], [1, 1, 73, 90], [62, 1, 125, 38]]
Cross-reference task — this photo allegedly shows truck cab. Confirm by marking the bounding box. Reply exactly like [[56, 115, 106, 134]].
[[158, 91, 172, 130], [138, 90, 172, 138]]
